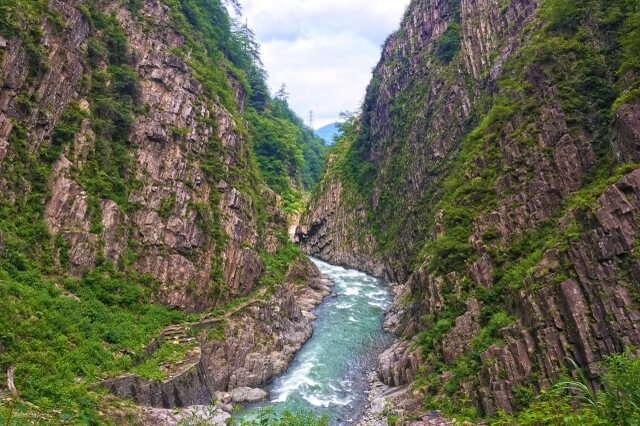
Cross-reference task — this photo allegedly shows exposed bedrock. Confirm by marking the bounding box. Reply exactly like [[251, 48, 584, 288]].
[[103, 258, 331, 410]]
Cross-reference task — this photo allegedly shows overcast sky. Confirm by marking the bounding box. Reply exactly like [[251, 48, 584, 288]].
[[239, 0, 410, 128]]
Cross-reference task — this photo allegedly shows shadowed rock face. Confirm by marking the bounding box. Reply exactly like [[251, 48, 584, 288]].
[[296, 179, 386, 278], [301, 0, 640, 418]]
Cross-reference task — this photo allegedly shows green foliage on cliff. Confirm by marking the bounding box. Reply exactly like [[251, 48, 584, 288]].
[[435, 22, 461, 64], [310, 0, 640, 421], [0, 0, 320, 422], [0, 257, 191, 423], [492, 353, 640, 425], [414, 0, 640, 417], [0, 0, 53, 77], [161, 0, 326, 197], [259, 240, 303, 289]]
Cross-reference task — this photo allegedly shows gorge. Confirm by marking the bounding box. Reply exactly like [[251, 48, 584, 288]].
[[1, 0, 640, 425]]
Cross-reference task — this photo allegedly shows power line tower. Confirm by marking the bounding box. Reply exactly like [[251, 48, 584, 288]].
[[309, 110, 314, 131]]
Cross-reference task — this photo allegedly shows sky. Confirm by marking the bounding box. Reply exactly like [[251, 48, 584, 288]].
[[238, 0, 411, 129]]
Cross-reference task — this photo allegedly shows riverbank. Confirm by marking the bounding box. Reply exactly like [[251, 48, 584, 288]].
[[236, 258, 394, 424], [358, 282, 454, 426], [99, 257, 331, 425]]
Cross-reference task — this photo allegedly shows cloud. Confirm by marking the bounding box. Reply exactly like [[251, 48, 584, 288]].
[[240, 0, 410, 127]]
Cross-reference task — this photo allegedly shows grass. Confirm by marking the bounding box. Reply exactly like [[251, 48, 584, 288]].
[[0, 259, 191, 422], [131, 341, 196, 382], [492, 353, 640, 425]]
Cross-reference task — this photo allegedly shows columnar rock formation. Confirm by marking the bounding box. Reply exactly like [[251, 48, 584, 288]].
[[300, 0, 640, 418]]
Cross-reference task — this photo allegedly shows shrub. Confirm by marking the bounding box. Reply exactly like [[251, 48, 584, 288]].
[[436, 22, 461, 64]]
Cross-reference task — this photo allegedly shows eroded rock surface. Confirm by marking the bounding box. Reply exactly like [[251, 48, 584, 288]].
[[103, 258, 331, 409], [302, 0, 640, 420], [0, 0, 279, 313]]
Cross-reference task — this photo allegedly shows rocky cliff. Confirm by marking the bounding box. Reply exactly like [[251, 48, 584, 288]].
[[300, 0, 640, 421], [0, 0, 325, 423], [0, 0, 278, 312]]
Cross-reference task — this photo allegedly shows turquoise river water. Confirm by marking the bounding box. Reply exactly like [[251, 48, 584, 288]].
[[236, 257, 393, 424]]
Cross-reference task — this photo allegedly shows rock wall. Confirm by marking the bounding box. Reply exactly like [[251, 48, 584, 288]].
[[299, 0, 538, 282], [0, 0, 282, 312], [472, 171, 640, 414], [297, 177, 386, 278], [302, 0, 640, 420]]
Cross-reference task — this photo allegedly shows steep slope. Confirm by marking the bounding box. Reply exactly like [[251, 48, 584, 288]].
[[299, 0, 640, 421], [0, 0, 325, 423]]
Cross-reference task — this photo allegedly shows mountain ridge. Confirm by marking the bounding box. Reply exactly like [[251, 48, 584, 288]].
[[315, 122, 341, 146]]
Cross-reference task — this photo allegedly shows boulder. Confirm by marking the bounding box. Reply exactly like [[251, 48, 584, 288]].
[[214, 391, 232, 404], [230, 387, 267, 403]]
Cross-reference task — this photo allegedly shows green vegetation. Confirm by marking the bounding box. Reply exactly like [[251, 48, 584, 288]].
[[0, 0, 52, 78], [318, 0, 640, 422], [259, 241, 303, 289], [0, 258, 191, 423], [229, 409, 329, 426], [435, 22, 461, 64], [159, 195, 177, 219], [493, 353, 640, 425], [160, 0, 326, 199], [131, 341, 196, 381], [159, 407, 331, 426], [78, 6, 141, 212], [0, 0, 320, 422], [249, 96, 327, 211]]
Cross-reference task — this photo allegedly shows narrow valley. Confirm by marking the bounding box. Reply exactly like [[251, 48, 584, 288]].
[[1, 0, 640, 425]]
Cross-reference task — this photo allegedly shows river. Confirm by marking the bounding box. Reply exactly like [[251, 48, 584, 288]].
[[235, 257, 393, 424]]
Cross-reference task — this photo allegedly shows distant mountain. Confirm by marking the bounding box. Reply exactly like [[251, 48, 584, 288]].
[[315, 123, 341, 146]]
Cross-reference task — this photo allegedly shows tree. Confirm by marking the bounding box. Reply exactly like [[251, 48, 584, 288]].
[[223, 0, 242, 16], [275, 84, 290, 102]]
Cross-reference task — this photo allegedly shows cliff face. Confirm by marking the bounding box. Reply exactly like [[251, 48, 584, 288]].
[[0, 0, 325, 422], [300, 0, 538, 282], [301, 0, 640, 419], [0, 0, 279, 312]]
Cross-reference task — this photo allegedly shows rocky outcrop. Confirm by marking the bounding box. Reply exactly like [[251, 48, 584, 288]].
[[0, 0, 89, 170], [441, 299, 481, 364], [103, 345, 211, 408], [200, 259, 331, 392], [103, 258, 331, 409], [613, 103, 640, 163], [297, 178, 385, 278], [359, 372, 453, 426], [378, 341, 421, 388], [472, 170, 640, 414]]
